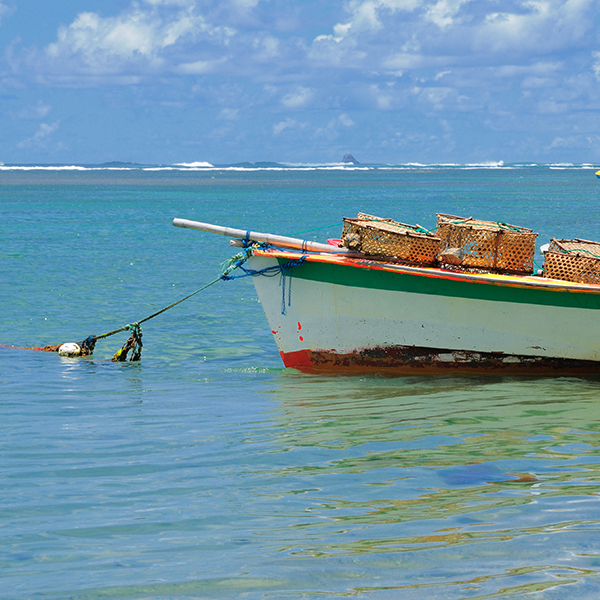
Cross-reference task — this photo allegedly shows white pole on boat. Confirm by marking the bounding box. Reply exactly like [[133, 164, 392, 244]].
[[173, 218, 353, 255]]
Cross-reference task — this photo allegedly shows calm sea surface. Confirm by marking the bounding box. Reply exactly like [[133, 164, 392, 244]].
[[2, 166, 600, 599]]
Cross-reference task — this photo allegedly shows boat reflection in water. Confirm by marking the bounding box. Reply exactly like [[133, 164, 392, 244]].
[[252, 372, 600, 595]]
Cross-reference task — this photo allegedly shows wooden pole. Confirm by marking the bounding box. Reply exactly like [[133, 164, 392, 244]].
[[173, 218, 353, 255]]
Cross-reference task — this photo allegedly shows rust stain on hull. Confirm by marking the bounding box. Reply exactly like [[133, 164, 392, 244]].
[[281, 345, 600, 376]]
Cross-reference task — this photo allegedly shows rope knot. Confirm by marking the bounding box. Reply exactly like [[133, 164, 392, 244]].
[[113, 323, 143, 362]]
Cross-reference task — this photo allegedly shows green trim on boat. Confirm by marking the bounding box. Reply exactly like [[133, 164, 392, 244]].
[[279, 258, 600, 310]]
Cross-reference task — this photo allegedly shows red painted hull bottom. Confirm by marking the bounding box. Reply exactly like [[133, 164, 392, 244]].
[[281, 345, 600, 376]]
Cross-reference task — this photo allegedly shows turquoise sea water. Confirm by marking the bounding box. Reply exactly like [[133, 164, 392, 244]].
[[2, 165, 600, 599]]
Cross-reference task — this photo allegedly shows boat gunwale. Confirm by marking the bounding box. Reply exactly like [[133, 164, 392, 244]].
[[252, 246, 600, 295]]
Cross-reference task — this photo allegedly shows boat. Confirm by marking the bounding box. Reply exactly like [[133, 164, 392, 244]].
[[174, 218, 600, 376]]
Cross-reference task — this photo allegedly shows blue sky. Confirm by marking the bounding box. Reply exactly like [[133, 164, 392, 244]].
[[1, 0, 599, 164]]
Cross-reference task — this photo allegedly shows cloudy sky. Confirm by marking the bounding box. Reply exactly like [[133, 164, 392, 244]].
[[1, 0, 599, 164]]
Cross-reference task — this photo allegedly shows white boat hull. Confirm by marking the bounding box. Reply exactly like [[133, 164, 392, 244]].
[[248, 250, 600, 375]]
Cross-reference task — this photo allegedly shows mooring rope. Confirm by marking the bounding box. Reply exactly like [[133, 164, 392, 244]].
[[82, 247, 256, 360], [25, 244, 307, 361]]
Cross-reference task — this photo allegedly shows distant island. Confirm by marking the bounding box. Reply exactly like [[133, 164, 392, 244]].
[[10, 158, 368, 169]]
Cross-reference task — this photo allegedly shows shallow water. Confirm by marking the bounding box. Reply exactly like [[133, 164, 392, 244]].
[[2, 166, 600, 598]]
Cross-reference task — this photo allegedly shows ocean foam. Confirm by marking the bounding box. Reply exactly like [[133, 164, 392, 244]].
[[174, 161, 214, 168], [0, 161, 596, 172]]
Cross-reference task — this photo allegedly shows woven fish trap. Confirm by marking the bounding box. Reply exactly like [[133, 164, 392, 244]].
[[543, 238, 600, 285], [341, 213, 441, 264], [436, 214, 537, 274]]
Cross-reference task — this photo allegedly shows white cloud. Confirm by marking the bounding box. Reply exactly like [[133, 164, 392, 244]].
[[252, 34, 280, 61], [593, 51, 600, 81], [420, 86, 462, 110], [4, 0, 600, 164], [312, 0, 433, 47], [521, 76, 556, 88], [425, 0, 473, 28], [43, 1, 235, 75], [548, 134, 597, 149], [16, 100, 52, 119], [311, 0, 594, 70], [475, 0, 593, 54], [311, 0, 420, 52], [313, 22, 351, 44], [17, 121, 59, 149], [537, 99, 568, 113], [218, 108, 239, 120], [143, 0, 196, 5], [273, 118, 298, 135], [230, 0, 261, 11], [383, 53, 429, 70], [496, 62, 562, 78], [314, 114, 355, 140], [281, 86, 313, 109], [175, 57, 227, 74], [370, 84, 393, 109], [339, 113, 354, 127], [0, 2, 13, 25]]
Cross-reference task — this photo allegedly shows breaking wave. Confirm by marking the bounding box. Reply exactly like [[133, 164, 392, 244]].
[[0, 161, 597, 172]]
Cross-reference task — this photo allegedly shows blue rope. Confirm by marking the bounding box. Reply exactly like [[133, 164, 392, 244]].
[[221, 256, 306, 280], [222, 255, 307, 315]]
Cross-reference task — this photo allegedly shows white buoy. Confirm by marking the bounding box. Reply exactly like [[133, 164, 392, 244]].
[[58, 343, 82, 357]]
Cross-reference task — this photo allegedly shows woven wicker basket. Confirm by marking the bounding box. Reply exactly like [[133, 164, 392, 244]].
[[543, 238, 600, 285], [341, 213, 441, 264], [436, 214, 537, 274]]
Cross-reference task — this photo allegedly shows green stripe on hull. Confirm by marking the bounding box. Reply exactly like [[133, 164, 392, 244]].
[[281, 257, 600, 310]]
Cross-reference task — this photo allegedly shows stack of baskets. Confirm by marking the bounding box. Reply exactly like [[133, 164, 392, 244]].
[[436, 214, 538, 275], [341, 213, 441, 265], [543, 239, 600, 285]]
